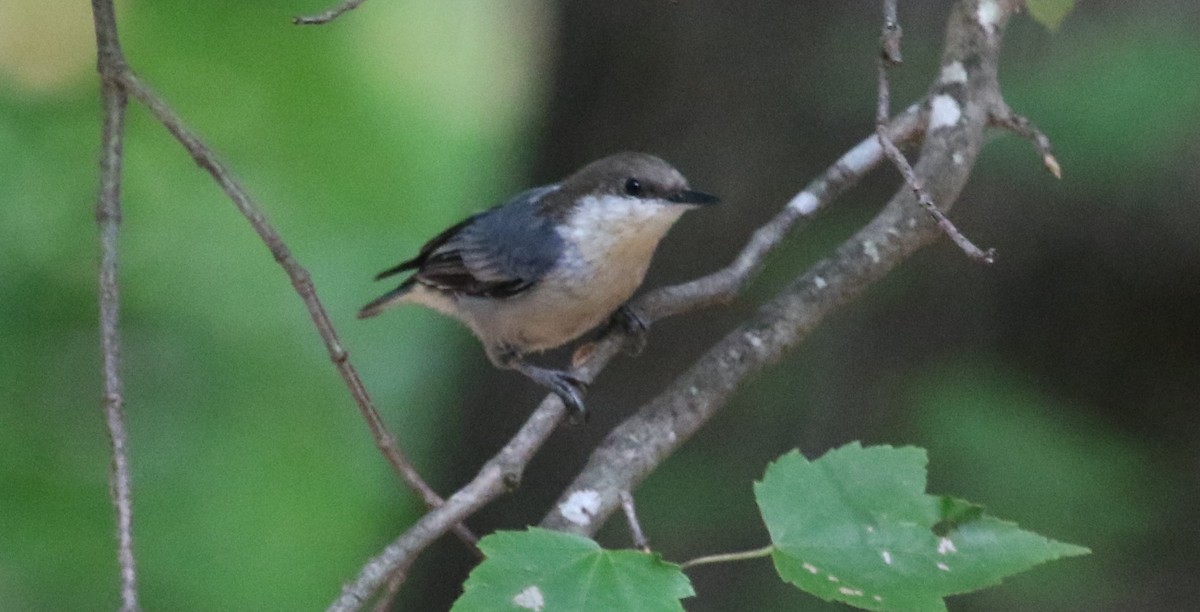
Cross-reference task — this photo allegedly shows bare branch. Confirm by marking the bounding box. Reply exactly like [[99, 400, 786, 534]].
[[619, 491, 650, 553], [327, 93, 926, 612], [88, 0, 478, 554], [294, 0, 368, 25], [540, 0, 1020, 537], [880, 0, 903, 64], [329, 395, 571, 610], [991, 106, 1062, 178], [330, 0, 1037, 605], [680, 545, 774, 570], [875, 1, 995, 264], [89, 0, 139, 608], [637, 104, 925, 320], [106, 69, 479, 550]]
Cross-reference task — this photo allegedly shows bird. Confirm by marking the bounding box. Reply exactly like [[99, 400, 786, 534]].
[[358, 152, 718, 417]]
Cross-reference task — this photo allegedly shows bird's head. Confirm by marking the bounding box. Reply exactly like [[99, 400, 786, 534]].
[[544, 152, 718, 250]]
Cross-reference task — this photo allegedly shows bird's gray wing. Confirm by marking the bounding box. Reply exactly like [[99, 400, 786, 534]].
[[392, 185, 565, 298]]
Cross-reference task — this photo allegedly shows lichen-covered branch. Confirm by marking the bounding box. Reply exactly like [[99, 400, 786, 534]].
[[327, 72, 928, 612], [876, 0, 995, 264], [540, 0, 1022, 537]]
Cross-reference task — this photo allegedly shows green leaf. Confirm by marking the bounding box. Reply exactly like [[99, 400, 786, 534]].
[[755, 444, 1089, 611], [452, 528, 694, 612], [1026, 0, 1076, 30]]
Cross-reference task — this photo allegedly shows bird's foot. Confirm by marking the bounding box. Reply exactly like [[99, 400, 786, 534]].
[[507, 357, 590, 424], [611, 304, 649, 355], [546, 371, 590, 425], [528, 369, 588, 424]]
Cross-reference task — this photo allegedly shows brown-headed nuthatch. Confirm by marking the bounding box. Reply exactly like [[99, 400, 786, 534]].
[[359, 152, 717, 417]]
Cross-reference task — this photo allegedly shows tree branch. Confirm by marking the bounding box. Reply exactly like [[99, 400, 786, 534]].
[[637, 105, 924, 321], [89, 0, 479, 570], [294, 0, 369, 25], [680, 545, 774, 570], [330, 0, 1040, 606], [329, 395, 570, 610], [990, 105, 1062, 179], [876, 0, 995, 264], [539, 0, 1021, 537], [619, 491, 650, 553], [90, 0, 139, 608], [110, 70, 479, 549], [327, 74, 927, 612]]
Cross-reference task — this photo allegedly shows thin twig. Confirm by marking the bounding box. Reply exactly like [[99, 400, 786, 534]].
[[680, 545, 774, 570], [991, 106, 1062, 178], [110, 70, 479, 551], [638, 104, 925, 320], [619, 491, 650, 553], [294, 0, 368, 25], [329, 395, 572, 610], [89, 0, 139, 609], [881, 0, 903, 64], [875, 2, 995, 264]]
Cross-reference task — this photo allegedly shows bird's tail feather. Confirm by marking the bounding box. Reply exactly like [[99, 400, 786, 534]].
[[357, 283, 414, 319]]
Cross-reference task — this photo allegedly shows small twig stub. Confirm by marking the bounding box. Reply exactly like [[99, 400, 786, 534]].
[[294, 0, 368, 25], [619, 491, 651, 553]]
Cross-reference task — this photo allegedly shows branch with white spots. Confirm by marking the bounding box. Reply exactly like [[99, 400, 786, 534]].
[[331, 0, 1045, 607], [540, 0, 1028, 537], [327, 105, 928, 610], [637, 104, 925, 319], [876, 0, 996, 265]]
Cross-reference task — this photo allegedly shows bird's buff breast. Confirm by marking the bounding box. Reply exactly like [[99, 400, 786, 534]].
[[466, 196, 684, 352]]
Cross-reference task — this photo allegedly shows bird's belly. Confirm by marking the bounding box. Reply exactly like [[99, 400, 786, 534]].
[[464, 257, 648, 353]]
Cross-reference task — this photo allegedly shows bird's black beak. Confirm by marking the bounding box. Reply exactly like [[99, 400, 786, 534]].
[[668, 189, 720, 206]]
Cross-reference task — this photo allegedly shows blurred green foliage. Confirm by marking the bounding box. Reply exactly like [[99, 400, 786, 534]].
[[1, 0, 549, 608]]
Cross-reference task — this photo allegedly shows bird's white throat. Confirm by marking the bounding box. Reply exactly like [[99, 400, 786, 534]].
[[557, 194, 687, 253]]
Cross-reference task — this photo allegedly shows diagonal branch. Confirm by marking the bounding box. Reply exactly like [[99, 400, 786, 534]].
[[539, 0, 1021, 537], [88, 0, 477, 557], [990, 104, 1062, 179], [327, 93, 927, 612], [294, 0, 369, 25], [638, 104, 925, 321], [90, 0, 139, 608], [329, 393, 570, 610], [113, 70, 478, 550]]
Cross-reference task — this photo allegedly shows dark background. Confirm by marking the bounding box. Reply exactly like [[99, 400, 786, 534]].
[[2, 0, 1197, 609]]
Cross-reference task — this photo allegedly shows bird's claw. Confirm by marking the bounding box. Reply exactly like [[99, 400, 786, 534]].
[[548, 371, 589, 424], [612, 305, 649, 355]]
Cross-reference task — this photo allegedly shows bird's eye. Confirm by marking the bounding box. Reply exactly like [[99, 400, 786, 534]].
[[623, 178, 642, 197]]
